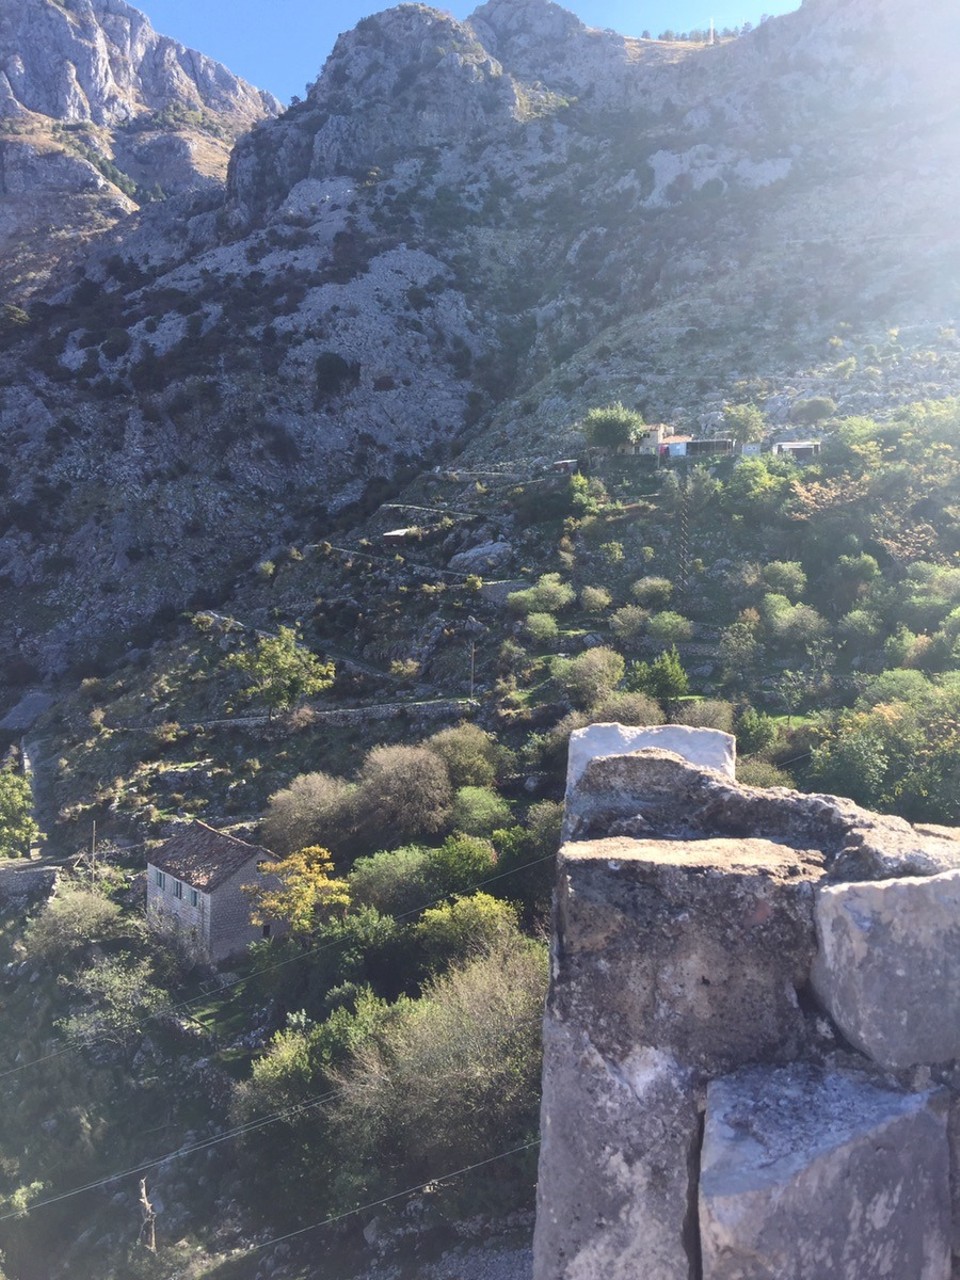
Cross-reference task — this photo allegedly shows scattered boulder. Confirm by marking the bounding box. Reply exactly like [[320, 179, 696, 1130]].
[[449, 540, 514, 573], [0, 689, 54, 732]]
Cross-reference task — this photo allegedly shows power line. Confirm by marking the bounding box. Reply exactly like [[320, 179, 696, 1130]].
[[0, 1028, 543, 1224], [0, 1087, 340, 1224], [236, 1139, 541, 1258], [0, 851, 556, 1082]]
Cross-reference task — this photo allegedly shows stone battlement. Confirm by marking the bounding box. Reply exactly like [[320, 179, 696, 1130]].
[[534, 726, 960, 1279]]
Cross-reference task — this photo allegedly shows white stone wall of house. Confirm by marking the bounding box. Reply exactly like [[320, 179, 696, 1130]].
[[146, 862, 210, 954], [534, 726, 960, 1280]]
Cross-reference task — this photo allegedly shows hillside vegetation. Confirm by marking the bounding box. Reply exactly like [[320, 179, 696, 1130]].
[[0, 0, 959, 1274], [6, 391, 960, 1276]]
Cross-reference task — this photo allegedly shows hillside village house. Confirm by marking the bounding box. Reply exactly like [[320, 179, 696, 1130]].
[[146, 821, 281, 962]]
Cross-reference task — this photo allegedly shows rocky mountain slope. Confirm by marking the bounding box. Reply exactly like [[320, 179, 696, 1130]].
[[0, 0, 958, 692], [0, 0, 280, 299]]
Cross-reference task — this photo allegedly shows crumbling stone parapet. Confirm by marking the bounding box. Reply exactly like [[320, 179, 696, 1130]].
[[535, 726, 960, 1280]]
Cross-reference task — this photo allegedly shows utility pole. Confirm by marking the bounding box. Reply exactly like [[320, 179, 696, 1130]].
[[469, 641, 476, 698], [138, 1179, 157, 1252], [90, 819, 97, 885]]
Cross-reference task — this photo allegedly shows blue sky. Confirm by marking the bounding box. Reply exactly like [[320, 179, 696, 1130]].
[[135, 0, 798, 105]]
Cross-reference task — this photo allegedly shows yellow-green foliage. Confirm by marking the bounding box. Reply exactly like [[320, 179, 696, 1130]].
[[247, 846, 349, 935], [415, 892, 521, 971]]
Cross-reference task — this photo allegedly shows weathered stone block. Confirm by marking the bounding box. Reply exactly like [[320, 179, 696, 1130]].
[[534, 1014, 700, 1280], [700, 1064, 951, 1280], [553, 836, 824, 1070], [812, 870, 960, 1070], [566, 723, 736, 791]]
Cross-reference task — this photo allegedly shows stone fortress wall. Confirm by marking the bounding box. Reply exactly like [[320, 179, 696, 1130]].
[[534, 724, 960, 1280]]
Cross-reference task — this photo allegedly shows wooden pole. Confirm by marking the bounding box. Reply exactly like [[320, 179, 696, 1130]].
[[138, 1178, 156, 1252]]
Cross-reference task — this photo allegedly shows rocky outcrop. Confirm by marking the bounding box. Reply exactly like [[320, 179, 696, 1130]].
[[0, 0, 279, 125], [535, 731, 960, 1280], [0, 0, 280, 298]]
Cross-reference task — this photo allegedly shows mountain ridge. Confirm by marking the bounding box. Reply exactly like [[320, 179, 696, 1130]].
[[0, 0, 281, 299], [0, 0, 957, 687]]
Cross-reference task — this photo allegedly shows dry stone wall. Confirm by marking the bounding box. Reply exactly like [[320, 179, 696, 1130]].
[[535, 725, 960, 1280]]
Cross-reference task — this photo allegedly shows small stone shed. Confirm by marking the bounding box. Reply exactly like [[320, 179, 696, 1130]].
[[146, 821, 281, 962]]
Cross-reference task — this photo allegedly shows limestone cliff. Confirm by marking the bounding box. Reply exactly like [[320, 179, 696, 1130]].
[[0, 0, 280, 297]]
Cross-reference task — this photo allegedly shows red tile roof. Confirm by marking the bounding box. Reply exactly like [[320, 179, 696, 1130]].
[[150, 821, 277, 892]]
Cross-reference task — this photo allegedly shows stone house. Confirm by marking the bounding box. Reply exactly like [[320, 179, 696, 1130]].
[[146, 821, 281, 962]]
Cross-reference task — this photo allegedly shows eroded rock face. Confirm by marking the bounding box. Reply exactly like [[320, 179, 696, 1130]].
[[700, 1064, 951, 1280], [812, 871, 960, 1070], [0, 0, 280, 125]]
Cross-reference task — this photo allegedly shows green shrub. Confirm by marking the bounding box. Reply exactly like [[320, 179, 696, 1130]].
[[0, 769, 38, 858], [261, 771, 354, 856], [58, 955, 169, 1051], [23, 878, 126, 963], [627, 646, 689, 703], [451, 786, 511, 837], [357, 745, 453, 844], [609, 604, 648, 647], [415, 892, 520, 972], [762, 561, 806, 601], [423, 723, 502, 788], [328, 937, 547, 1205], [554, 646, 625, 709], [581, 402, 645, 449], [580, 585, 611, 613], [737, 760, 795, 788], [631, 576, 673, 607], [591, 690, 665, 726], [524, 611, 559, 644], [647, 611, 694, 644], [425, 833, 497, 898], [675, 699, 735, 732], [348, 846, 430, 917], [734, 706, 778, 755], [506, 573, 575, 616]]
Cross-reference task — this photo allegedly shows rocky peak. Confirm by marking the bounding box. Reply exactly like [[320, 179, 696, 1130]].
[[228, 3, 521, 219], [467, 0, 659, 103], [311, 4, 518, 143], [0, 0, 282, 299], [0, 0, 281, 124]]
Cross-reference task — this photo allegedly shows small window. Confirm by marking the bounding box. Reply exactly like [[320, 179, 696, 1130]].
[[155, 869, 166, 890], [190, 888, 199, 908], [173, 880, 183, 900], [261, 924, 272, 939]]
